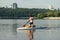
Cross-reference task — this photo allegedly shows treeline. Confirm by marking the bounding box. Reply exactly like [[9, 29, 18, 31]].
[[0, 7, 60, 19], [37, 9, 60, 19]]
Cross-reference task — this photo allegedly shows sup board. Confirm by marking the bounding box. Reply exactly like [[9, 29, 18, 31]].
[[17, 27, 47, 30]]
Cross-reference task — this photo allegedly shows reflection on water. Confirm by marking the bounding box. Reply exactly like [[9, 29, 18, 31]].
[[0, 24, 17, 40], [0, 19, 60, 40]]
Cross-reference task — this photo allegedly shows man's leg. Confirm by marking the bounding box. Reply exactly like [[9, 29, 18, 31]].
[[29, 24, 33, 40]]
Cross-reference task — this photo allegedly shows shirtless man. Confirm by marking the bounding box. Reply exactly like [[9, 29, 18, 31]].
[[23, 15, 34, 40], [28, 15, 34, 40]]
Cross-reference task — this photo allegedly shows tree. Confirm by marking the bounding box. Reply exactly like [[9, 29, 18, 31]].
[[46, 11, 53, 17], [37, 13, 44, 19], [53, 11, 58, 17]]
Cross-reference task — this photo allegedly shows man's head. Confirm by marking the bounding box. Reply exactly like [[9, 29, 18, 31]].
[[29, 14, 33, 17]]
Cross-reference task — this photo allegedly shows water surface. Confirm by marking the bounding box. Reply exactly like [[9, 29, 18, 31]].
[[0, 19, 60, 40]]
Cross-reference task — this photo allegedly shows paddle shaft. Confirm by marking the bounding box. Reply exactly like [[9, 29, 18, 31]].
[[23, 21, 29, 27]]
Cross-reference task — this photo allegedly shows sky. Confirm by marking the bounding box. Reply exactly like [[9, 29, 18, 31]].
[[0, 0, 60, 9]]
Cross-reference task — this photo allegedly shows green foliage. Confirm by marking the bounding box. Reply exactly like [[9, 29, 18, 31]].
[[46, 11, 53, 17], [37, 13, 44, 19], [54, 11, 58, 17], [0, 7, 60, 19]]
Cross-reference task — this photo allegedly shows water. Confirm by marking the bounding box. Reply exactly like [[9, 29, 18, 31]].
[[0, 19, 60, 40]]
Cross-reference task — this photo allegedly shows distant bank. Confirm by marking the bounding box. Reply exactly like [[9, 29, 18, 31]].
[[0, 17, 60, 20], [0, 17, 37, 19], [43, 17, 60, 20]]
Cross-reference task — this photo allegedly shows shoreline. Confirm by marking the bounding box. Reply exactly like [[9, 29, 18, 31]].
[[43, 17, 60, 20], [0, 17, 60, 20]]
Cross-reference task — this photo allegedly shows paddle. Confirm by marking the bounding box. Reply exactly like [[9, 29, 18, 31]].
[[23, 21, 29, 27]]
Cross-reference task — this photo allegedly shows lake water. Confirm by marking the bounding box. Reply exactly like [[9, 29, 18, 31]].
[[0, 19, 60, 40]]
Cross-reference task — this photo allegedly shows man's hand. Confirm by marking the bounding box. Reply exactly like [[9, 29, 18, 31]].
[[23, 25, 26, 27]]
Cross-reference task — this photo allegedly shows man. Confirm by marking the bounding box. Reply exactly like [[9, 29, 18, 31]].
[[23, 15, 34, 40], [28, 15, 34, 40]]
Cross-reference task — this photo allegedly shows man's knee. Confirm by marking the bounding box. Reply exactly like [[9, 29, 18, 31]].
[[33, 25, 35, 27]]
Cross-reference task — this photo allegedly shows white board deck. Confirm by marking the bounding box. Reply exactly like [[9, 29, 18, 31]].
[[17, 27, 47, 30]]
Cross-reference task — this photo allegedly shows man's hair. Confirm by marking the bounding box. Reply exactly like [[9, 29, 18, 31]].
[[29, 14, 33, 17]]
